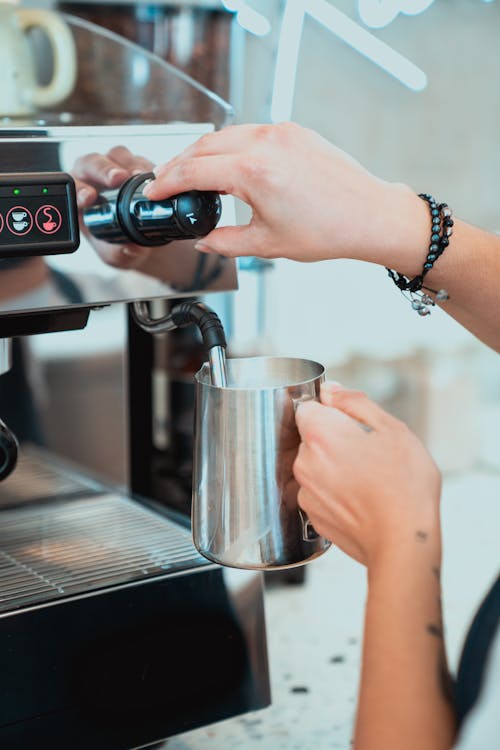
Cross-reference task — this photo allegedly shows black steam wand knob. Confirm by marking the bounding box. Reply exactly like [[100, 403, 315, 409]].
[[0, 418, 18, 481], [83, 172, 222, 247]]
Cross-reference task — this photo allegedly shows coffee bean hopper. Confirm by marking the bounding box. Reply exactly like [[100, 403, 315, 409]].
[[0, 15, 269, 750]]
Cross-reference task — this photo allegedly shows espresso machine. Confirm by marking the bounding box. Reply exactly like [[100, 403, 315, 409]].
[[0, 15, 270, 750]]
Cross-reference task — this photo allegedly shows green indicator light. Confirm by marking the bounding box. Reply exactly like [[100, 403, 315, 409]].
[[13, 188, 20, 196], [42, 187, 48, 194]]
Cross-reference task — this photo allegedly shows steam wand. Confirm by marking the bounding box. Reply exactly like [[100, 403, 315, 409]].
[[0, 339, 12, 377], [132, 300, 228, 387], [0, 339, 19, 481]]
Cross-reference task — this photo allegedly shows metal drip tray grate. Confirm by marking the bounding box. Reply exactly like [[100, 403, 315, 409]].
[[0, 445, 101, 508], [0, 494, 207, 614]]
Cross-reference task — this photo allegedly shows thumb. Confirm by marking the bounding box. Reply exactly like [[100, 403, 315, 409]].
[[295, 399, 349, 443], [194, 224, 261, 258]]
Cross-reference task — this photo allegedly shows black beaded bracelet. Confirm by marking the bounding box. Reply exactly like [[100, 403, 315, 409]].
[[386, 193, 452, 316]]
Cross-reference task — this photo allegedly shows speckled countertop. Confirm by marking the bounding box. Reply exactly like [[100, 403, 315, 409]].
[[162, 468, 500, 750]]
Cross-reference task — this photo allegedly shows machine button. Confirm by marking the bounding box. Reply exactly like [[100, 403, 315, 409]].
[[35, 205, 63, 235], [6, 206, 33, 236], [0, 214, 3, 233]]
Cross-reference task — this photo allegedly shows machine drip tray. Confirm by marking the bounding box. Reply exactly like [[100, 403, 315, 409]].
[[0, 451, 270, 748], [0, 444, 103, 507], [0, 445, 210, 612], [0, 493, 208, 614]]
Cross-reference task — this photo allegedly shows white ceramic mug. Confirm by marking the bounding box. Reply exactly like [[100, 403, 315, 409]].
[[0, 2, 77, 116]]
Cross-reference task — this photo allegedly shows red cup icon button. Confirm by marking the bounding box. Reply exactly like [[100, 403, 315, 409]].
[[36, 205, 62, 235], [7, 206, 33, 236]]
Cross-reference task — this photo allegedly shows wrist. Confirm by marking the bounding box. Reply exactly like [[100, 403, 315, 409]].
[[368, 519, 442, 582], [381, 183, 431, 277]]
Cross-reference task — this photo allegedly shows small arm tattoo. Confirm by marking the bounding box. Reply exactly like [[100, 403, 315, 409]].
[[426, 623, 444, 638]]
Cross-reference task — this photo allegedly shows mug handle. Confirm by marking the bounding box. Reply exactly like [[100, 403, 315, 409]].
[[17, 9, 77, 109], [292, 392, 321, 542]]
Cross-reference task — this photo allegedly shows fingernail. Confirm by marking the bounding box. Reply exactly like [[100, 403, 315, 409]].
[[77, 187, 93, 206], [121, 246, 141, 258], [322, 380, 344, 390], [142, 181, 154, 197], [194, 242, 216, 254]]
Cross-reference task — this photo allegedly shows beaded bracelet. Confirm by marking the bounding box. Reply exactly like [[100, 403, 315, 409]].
[[386, 193, 452, 316]]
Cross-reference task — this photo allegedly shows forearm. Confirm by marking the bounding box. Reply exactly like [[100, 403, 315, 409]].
[[422, 218, 500, 351], [372, 185, 500, 351], [354, 532, 456, 750]]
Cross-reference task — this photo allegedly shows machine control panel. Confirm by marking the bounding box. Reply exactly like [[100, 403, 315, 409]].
[[0, 173, 79, 258]]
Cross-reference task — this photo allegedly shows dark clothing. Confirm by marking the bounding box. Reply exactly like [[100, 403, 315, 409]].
[[456, 574, 500, 727]]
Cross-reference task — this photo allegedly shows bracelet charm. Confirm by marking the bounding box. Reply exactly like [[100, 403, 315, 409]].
[[386, 193, 451, 316]]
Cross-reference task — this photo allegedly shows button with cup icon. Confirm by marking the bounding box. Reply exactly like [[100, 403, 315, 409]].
[[35, 205, 62, 235], [7, 206, 33, 236]]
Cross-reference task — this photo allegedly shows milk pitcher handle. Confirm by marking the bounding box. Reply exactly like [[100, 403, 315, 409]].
[[292, 393, 321, 542]]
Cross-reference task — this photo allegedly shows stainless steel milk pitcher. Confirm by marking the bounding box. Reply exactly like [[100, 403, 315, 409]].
[[192, 356, 332, 570]]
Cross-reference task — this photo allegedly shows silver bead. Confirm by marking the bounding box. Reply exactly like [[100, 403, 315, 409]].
[[411, 300, 423, 310], [443, 208, 452, 218], [445, 227, 453, 237], [418, 306, 431, 316], [436, 289, 449, 301], [421, 294, 434, 306]]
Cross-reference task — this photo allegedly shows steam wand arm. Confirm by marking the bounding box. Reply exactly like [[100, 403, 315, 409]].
[[131, 300, 228, 387]]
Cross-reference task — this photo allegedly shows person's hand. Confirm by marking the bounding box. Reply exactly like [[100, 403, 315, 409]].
[[293, 383, 442, 568], [144, 122, 429, 273], [72, 146, 156, 270]]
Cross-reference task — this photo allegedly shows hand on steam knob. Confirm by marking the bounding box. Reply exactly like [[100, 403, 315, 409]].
[[144, 122, 428, 277]]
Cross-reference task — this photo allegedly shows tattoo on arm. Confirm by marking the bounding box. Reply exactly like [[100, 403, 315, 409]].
[[426, 623, 444, 638]]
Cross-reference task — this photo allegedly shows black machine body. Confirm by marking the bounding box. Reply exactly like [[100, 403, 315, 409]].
[[83, 172, 222, 247], [0, 172, 79, 259]]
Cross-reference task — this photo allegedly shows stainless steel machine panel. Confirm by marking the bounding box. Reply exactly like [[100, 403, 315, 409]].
[[0, 124, 238, 314], [0, 14, 238, 315]]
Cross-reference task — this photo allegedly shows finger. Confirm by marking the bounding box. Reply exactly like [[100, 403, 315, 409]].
[[292, 441, 316, 487], [72, 152, 129, 188], [322, 388, 388, 430], [73, 178, 98, 209], [107, 145, 153, 173], [295, 399, 355, 445], [194, 224, 262, 259], [144, 155, 246, 202], [154, 124, 265, 175], [320, 381, 346, 406]]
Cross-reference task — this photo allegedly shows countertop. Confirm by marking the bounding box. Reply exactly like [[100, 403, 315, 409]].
[[162, 468, 500, 750]]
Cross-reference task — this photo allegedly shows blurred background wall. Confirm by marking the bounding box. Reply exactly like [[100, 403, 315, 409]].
[[228, 0, 500, 474]]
